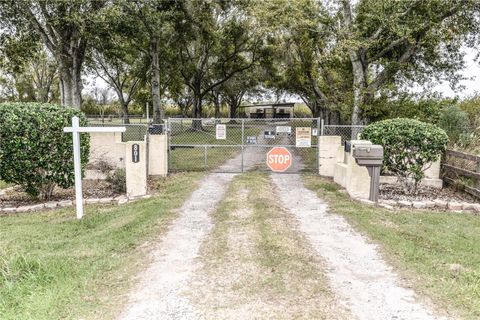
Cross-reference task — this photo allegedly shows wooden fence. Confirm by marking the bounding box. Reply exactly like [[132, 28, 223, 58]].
[[442, 149, 480, 199]]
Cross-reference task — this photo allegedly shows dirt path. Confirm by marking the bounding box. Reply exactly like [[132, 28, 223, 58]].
[[188, 173, 346, 319], [271, 173, 447, 320]]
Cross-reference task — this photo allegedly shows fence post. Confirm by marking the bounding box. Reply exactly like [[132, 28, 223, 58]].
[[317, 118, 321, 172], [167, 118, 171, 173], [146, 102, 149, 124], [241, 119, 245, 173], [320, 118, 325, 136], [477, 159, 480, 189], [204, 145, 208, 170]]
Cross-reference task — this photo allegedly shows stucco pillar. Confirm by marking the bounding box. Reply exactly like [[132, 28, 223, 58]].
[[125, 141, 147, 197]]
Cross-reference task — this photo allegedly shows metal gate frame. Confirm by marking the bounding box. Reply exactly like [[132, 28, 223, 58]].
[[166, 118, 322, 173]]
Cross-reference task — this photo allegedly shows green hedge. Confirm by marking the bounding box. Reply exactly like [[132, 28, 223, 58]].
[[0, 103, 90, 199], [361, 118, 448, 193]]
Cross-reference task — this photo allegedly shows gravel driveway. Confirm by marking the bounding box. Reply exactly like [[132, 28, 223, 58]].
[[271, 173, 448, 320]]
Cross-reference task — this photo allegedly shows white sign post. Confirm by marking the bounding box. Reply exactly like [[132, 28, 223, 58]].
[[64, 116, 125, 219]]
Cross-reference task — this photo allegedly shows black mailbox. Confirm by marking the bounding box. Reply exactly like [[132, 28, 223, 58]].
[[344, 140, 352, 153], [148, 124, 164, 134]]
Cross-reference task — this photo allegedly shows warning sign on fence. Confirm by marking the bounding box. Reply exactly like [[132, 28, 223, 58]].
[[216, 124, 226, 140], [295, 127, 311, 147], [266, 147, 292, 172]]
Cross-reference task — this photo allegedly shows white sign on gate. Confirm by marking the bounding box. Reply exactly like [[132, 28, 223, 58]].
[[216, 124, 226, 140], [296, 127, 312, 147], [276, 126, 291, 134]]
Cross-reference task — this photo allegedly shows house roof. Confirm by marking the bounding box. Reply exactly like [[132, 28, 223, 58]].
[[238, 102, 295, 108]]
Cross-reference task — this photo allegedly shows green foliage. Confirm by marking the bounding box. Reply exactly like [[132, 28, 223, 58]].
[[361, 118, 448, 192], [457, 97, 480, 153], [0, 103, 89, 199], [81, 96, 121, 115], [437, 105, 470, 143], [367, 94, 452, 123], [106, 168, 126, 194]]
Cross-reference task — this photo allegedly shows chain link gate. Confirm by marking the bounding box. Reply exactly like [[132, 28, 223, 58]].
[[166, 118, 321, 173]]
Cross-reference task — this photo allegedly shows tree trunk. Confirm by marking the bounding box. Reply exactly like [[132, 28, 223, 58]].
[[150, 38, 163, 123], [59, 62, 82, 109], [121, 101, 130, 124], [214, 96, 221, 118], [192, 95, 203, 130], [349, 51, 367, 126], [311, 105, 323, 118], [228, 103, 237, 118]]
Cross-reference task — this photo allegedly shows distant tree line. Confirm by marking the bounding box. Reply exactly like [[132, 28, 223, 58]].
[[1, 0, 479, 125]]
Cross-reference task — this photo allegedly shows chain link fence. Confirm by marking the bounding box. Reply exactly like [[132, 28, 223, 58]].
[[322, 124, 365, 143], [88, 121, 148, 142], [167, 118, 321, 173], [87, 117, 365, 172], [86, 114, 149, 124]]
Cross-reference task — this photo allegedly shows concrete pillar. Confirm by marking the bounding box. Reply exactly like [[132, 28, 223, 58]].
[[424, 159, 441, 179], [148, 134, 168, 177], [334, 140, 372, 199], [345, 141, 371, 199], [318, 136, 342, 177], [125, 141, 147, 198]]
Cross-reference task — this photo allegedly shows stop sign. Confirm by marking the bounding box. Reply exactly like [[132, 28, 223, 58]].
[[266, 147, 292, 172]]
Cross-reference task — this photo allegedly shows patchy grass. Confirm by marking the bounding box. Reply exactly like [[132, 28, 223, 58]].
[[303, 174, 480, 319], [0, 172, 203, 320], [295, 147, 318, 172], [0, 180, 9, 190], [190, 172, 345, 319], [170, 146, 241, 172]]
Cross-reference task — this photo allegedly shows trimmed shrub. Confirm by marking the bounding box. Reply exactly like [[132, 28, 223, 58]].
[[0, 102, 90, 200], [361, 118, 448, 193]]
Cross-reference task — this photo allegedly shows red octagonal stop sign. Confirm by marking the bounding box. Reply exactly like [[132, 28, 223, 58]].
[[266, 147, 292, 172]]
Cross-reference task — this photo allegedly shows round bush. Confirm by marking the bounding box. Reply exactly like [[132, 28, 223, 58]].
[[0, 102, 90, 199], [361, 118, 448, 192]]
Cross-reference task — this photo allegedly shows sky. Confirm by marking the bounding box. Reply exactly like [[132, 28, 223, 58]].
[[423, 48, 480, 98]]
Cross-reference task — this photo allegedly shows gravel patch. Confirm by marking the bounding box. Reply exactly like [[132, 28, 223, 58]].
[[271, 173, 447, 320], [117, 145, 268, 319], [117, 173, 235, 320], [380, 184, 476, 203]]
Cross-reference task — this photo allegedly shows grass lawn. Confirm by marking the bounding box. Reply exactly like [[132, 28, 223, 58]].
[[303, 174, 480, 319], [0, 172, 203, 320], [170, 146, 241, 172], [169, 126, 260, 172]]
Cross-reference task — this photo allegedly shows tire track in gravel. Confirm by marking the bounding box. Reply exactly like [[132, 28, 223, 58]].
[[271, 173, 448, 320], [117, 173, 234, 320], [188, 173, 347, 319], [117, 142, 268, 319]]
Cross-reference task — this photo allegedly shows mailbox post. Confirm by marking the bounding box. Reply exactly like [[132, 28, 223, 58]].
[[352, 144, 384, 202]]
